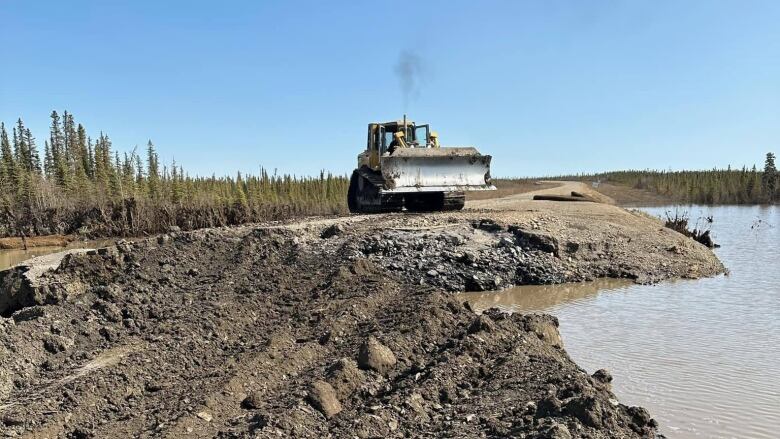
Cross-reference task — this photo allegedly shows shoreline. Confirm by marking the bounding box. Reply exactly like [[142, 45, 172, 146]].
[[0, 183, 724, 437], [0, 235, 73, 250]]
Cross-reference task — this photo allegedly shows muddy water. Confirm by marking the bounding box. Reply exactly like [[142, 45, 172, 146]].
[[0, 240, 114, 271], [461, 205, 780, 439]]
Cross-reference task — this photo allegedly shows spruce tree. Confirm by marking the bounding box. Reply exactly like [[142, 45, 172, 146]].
[[63, 111, 76, 165], [134, 151, 145, 192], [109, 150, 122, 199], [0, 123, 15, 188], [77, 124, 90, 178], [24, 129, 41, 173], [762, 152, 777, 202], [146, 141, 160, 199], [14, 120, 32, 171], [43, 140, 54, 179], [50, 111, 69, 186]]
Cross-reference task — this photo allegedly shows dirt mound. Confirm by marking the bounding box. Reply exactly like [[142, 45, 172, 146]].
[[0, 221, 668, 438], [0, 199, 724, 437]]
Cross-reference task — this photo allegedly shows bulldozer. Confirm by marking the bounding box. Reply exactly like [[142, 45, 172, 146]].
[[348, 117, 495, 213]]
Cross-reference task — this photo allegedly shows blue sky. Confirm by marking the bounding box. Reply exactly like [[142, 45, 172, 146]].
[[1, 1, 779, 177]]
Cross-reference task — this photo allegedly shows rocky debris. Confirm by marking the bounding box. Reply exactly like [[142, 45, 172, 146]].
[[356, 225, 577, 292], [42, 334, 73, 353], [510, 225, 561, 256], [357, 336, 397, 375], [242, 391, 264, 409], [321, 223, 345, 239], [307, 380, 342, 418], [467, 313, 497, 334], [543, 422, 573, 439], [565, 395, 604, 427], [627, 406, 658, 434], [93, 299, 122, 323], [472, 218, 503, 232], [592, 369, 613, 390]]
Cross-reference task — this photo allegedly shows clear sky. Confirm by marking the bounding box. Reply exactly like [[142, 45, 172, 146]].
[[1, 0, 779, 177]]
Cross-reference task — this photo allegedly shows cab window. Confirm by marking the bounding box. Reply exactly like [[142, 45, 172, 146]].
[[414, 125, 429, 147]]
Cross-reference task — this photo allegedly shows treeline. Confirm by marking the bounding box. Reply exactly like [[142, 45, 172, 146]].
[[555, 153, 778, 205], [0, 111, 348, 238]]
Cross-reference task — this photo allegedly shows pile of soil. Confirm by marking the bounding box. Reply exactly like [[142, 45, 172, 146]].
[[0, 207, 723, 437]]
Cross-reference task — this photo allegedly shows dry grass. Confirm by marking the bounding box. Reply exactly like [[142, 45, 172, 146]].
[[589, 183, 672, 206], [466, 179, 557, 201]]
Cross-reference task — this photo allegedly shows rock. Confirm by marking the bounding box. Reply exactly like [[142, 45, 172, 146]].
[[565, 396, 603, 428], [498, 237, 515, 248], [242, 391, 263, 409], [460, 251, 478, 264], [116, 240, 134, 253], [68, 427, 94, 439], [357, 336, 397, 374], [388, 419, 398, 431], [426, 269, 438, 277], [99, 325, 117, 342], [93, 300, 122, 323], [404, 393, 430, 422], [12, 306, 46, 323], [536, 395, 562, 417], [472, 219, 503, 232], [321, 223, 345, 239], [467, 314, 496, 334], [524, 315, 563, 348], [592, 369, 613, 387], [442, 233, 465, 245], [145, 381, 167, 392], [544, 422, 572, 439], [307, 380, 342, 418], [627, 405, 658, 431], [43, 335, 74, 354], [196, 411, 213, 422], [465, 275, 493, 292], [510, 226, 560, 256], [326, 358, 365, 399], [1, 412, 25, 427]]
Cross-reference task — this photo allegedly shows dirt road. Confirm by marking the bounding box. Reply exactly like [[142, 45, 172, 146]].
[[0, 184, 723, 438]]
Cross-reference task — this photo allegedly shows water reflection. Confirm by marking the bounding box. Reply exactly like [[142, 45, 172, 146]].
[[460, 205, 780, 439], [0, 240, 114, 271]]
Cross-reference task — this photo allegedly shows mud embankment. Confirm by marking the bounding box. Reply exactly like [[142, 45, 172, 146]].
[[0, 235, 72, 250], [0, 204, 723, 438]]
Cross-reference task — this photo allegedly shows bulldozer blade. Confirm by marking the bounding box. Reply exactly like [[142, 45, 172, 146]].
[[379, 147, 495, 193]]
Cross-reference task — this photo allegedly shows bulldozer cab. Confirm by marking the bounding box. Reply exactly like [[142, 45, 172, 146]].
[[366, 120, 430, 169]]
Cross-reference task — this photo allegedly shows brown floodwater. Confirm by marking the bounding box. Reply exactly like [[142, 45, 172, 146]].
[[0, 240, 114, 271], [461, 206, 780, 439]]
